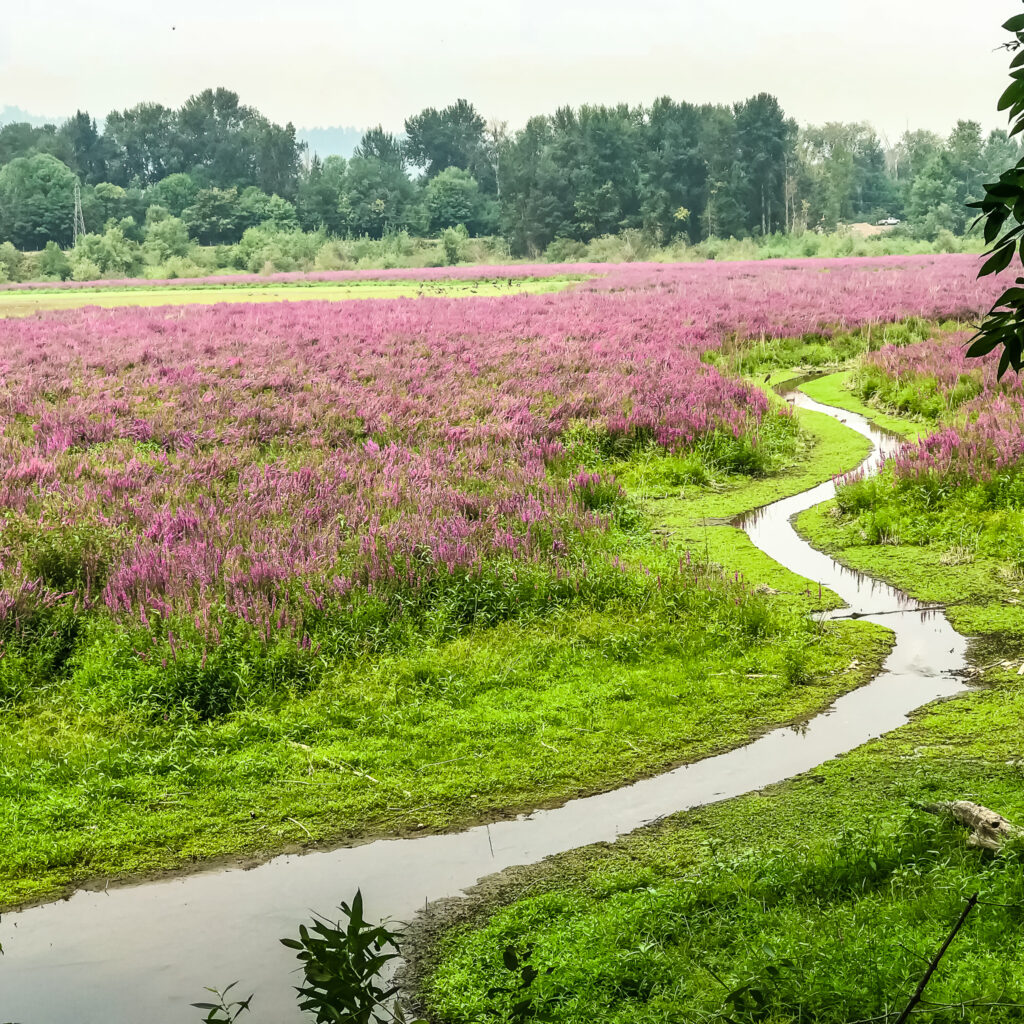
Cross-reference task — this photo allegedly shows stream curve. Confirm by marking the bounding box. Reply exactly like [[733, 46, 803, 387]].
[[0, 391, 969, 1024]]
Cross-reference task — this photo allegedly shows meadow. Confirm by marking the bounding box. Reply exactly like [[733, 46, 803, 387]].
[[413, 271, 1024, 1024], [0, 255, 1018, 958], [0, 275, 582, 317]]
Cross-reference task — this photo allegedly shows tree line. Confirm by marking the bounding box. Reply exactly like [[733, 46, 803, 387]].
[[0, 86, 1017, 264]]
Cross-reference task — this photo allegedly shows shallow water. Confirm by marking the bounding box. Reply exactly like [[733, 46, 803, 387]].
[[0, 392, 968, 1024]]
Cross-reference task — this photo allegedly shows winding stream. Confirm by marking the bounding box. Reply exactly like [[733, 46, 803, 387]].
[[0, 392, 969, 1024]]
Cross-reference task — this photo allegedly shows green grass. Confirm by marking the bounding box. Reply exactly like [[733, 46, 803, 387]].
[[705, 318, 965, 383], [0, 276, 582, 316], [0, 396, 881, 910], [420, 663, 1024, 1024], [631, 405, 871, 613], [796, 368, 1024, 620], [0, 601, 887, 910], [416, 359, 1024, 1024], [800, 371, 927, 439]]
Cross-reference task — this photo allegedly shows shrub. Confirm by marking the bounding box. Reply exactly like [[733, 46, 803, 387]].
[[0, 240, 25, 282], [69, 225, 143, 278], [36, 240, 72, 280], [440, 225, 469, 266], [933, 229, 961, 254], [144, 215, 191, 262], [544, 237, 588, 263], [71, 257, 102, 281]]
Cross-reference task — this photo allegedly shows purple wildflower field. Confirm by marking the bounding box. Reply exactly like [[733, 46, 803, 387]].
[[0, 251, 1000, 301], [0, 255, 1009, 645], [860, 331, 1024, 484]]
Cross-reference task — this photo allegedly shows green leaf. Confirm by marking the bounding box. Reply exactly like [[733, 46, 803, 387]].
[[980, 243, 1017, 277], [965, 334, 1002, 358], [998, 346, 1013, 379], [1004, 13, 1024, 31], [984, 182, 1020, 200], [984, 210, 1010, 245], [999, 80, 1024, 111]]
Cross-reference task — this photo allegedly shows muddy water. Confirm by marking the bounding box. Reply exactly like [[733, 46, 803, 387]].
[[0, 393, 968, 1024]]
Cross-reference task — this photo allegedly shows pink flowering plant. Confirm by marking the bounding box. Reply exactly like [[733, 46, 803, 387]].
[[833, 330, 1024, 563], [0, 277, 805, 720], [0, 257, 1007, 712]]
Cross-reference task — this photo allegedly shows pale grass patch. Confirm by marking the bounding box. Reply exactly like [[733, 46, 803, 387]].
[[940, 545, 976, 566]]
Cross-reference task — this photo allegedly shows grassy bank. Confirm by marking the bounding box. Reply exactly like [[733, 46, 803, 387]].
[[637, 406, 870, 612], [416, 370, 1024, 1024], [800, 371, 923, 438]]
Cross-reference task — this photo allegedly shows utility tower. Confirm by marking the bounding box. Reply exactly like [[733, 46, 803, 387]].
[[72, 181, 86, 246]]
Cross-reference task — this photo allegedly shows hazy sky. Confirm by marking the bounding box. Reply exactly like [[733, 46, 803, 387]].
[[0, 1, 1017, 139]]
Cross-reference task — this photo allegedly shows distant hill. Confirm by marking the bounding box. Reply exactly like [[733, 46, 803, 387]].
[[2, 107, 361, 158], [0, 105, 65, 127], [297, 125, 364, 159]]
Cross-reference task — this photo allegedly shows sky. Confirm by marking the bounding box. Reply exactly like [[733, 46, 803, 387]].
[[0, 0, 1017, 141]]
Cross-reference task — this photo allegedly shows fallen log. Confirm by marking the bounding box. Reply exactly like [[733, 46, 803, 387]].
[[922, 800, 1023, 851]]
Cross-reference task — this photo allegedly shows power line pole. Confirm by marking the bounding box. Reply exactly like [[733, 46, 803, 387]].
[[72, 181, 86, 247]]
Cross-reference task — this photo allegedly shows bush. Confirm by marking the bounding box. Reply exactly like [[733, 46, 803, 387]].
[[69, 225, 143, 278], [151, 256, 207, 280], [440, 225, 469, 266], [314, 240, 352, 271], [583, 232, 662, 263], [71, 258, 102, 282], [0, 240, 25, 282], [144, 214, 191, 262], [231, 226, 323, 274], [544, 237, 588, 262], [36, 241, 72, 280]]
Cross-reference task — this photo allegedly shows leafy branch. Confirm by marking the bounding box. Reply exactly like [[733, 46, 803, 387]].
[[280, 890, 409, 1024], [968, 7, 1024, 376]]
